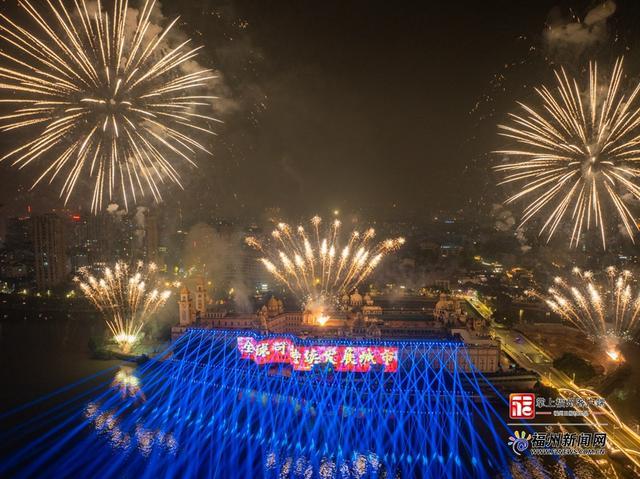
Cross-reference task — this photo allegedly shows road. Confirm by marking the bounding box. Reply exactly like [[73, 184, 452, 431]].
[[494, 325, 640, 475], [464, 295, 493, 321]]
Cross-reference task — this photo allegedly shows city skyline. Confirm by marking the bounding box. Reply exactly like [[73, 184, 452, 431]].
[[2, 1, 640, 478]]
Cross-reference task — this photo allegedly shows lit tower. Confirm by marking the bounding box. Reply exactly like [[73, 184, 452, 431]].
[[195, 278, 207, 315], [179, 287, 193, 326]]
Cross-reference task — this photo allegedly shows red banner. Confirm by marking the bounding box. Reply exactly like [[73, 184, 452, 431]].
[[236, 337, 398, 373]]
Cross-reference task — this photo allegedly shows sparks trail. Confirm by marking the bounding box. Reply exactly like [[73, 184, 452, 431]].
[[531, 266, 640, 345], [245, 215, 404, 308], [0, 0, 218, 212], [75, 260, 171, 352], [494, 58, 640, 249]]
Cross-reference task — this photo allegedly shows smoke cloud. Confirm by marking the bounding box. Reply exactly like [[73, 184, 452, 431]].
[[182, 223, 254, 313], [106, 202, 127, 220], [492, 204, 531, 253], [544, 1, 616, 58], [492, 203, 516, 232], [133, 206, 148, 248]]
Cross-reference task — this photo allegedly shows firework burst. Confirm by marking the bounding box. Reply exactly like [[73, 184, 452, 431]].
[[245, 215, 404, 309], [495, 58, 640, 248], [0, 0, 218, 212], [532, 266, 640, 344], [75, 260, 171, 352]]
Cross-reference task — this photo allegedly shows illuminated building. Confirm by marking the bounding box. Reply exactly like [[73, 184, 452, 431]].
[[33, 213, 67, 290], [1, 215, 34, 285], [85, 212, 133, 263], [85, 212, 112, 263], [174, 287, 501, 372], [5, 215, 33, 251], [178, 286, 194, 327], [67, 213, 90, 271]]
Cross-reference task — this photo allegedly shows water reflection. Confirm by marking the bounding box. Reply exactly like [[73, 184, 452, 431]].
[[84, 401, 179, 456], [1, 331, 567, 478], [82, 366, 178, 458], [111, 366, 146, 401], [265, 450, 387, 479]]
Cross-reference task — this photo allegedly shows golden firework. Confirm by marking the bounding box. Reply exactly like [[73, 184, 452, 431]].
[[532, 266, 640, 342], [495, 58, 640, 248], [75, 260, 171, 352], [246, 216, 404, 307], [0, 0, 217, 211]]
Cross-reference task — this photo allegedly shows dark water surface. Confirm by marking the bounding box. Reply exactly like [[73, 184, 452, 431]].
[[0, 313, 122, 412], [0, 319, 612, 478]]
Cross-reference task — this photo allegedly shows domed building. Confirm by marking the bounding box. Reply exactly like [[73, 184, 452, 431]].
[[349, 291, 363, 308], [173, 286, 501, 373], [364, 293, 374, 306], [266, 296, 284, 317]]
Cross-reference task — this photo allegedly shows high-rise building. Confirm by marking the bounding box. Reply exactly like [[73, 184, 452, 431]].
[[86, 211, 135, 263], [5, 216, 32, 250], [33, 213, 67, 290], [67, 213, 89, 271], [86, 212, 112, 264], [1, 215, 34, 286], [145, 210, 160, 265]]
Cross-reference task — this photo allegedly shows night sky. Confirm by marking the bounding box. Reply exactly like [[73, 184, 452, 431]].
[[1, 0, 639, 223]]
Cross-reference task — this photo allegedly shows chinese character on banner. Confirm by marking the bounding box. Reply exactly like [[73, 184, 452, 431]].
[[238, 337, 257, 359], [381, 349, 397, 367], [255, 343, 270, 359], [272, 341, 287, 356], [341, 347, 357, 367], [322, 347, 338, 365], [304, 348, 320, 367], [290, 347, 302, 365], [236, 337, 399, 373], [509, 393, 535, 420], [358, 349, 376, 367]]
